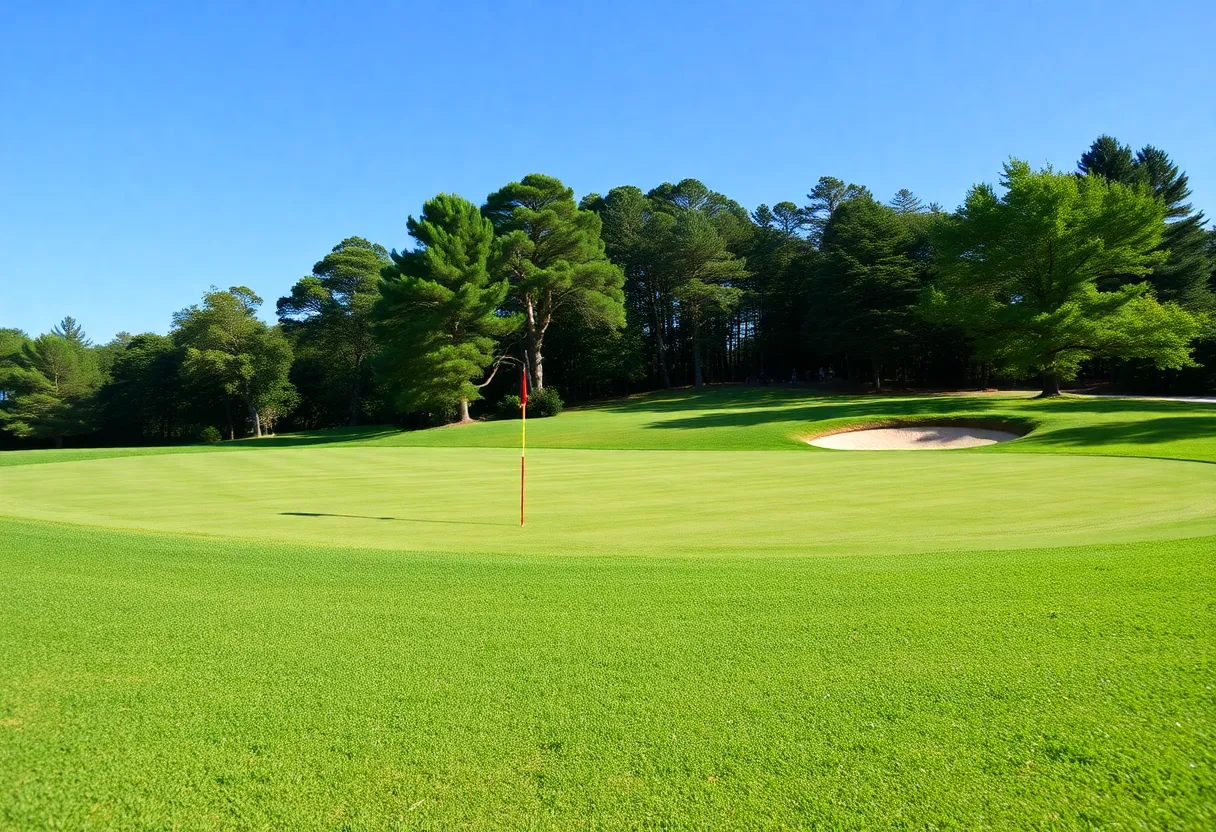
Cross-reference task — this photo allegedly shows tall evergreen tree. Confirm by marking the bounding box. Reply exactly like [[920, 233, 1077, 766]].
[[597, 186, 679, 387], [803, 176, 871, 243], [98, 334, 186, 443], [1134, 145, 1213, 312], [811, 196, 925, 389], [483, 174, 625, 391], [374, 194, 521, 422], [772, 201, 808, 236], [278, 237, 389, 426], [889, 189, 924, 215], [668, 210, 748, 388], [52, 316, 90, 346], [1077, 135, 1137, 183], [0, 333, 102, 447], [1077, 137, 1213, 312]]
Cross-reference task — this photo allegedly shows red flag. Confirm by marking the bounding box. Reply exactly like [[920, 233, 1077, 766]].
[[521, 367, 528, 405]]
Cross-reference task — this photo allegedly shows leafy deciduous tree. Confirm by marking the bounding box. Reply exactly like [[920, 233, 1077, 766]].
[[173, 287, 295, 438], [926, 160, 1203, 396]]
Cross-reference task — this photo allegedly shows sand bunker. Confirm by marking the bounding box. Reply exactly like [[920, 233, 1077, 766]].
[[807, 425, 1020, 450]]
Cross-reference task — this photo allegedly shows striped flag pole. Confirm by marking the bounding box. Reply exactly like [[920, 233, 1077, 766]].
[[520, 364, 527, 526]]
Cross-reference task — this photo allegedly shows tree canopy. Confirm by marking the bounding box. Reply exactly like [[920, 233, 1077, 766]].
[[173, 287, 295, 438], [4, 141, 1212, 448], [373, 194, 521, 422], [277, 237, 389, 426], [0, 332, 102, 447], [926, 160, 1203, 396], [483, 174, 625, 390]]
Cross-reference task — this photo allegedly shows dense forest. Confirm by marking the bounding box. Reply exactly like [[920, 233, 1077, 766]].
[[3, 135, 1214, 448]]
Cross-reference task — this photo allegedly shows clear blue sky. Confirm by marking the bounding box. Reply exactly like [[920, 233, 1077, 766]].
[[2, 0, 1213, 342]]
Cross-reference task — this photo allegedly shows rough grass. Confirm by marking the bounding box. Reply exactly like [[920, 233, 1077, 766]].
[[2, 387, 1215, 829]]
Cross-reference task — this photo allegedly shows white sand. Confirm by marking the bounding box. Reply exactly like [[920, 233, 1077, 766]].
[[807, 426, 1020, 450]]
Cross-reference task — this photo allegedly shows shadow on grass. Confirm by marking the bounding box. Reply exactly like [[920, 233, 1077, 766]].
[[249, 426, 403, 448], [1024, 417, 1216, 448], [598, 386, 1215, 433], [640, 397, 1016, 431], [280, 511, 514, 527]]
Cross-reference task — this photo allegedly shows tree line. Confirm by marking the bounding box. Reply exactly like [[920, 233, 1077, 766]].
[[2, 135, 1213, 447]]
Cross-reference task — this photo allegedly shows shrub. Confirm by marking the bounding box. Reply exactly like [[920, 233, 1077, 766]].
[[496, 387, 563, 419], [528, 387, 563, 418], [496, 394, 523, 420], [198, 425, 223, 444]]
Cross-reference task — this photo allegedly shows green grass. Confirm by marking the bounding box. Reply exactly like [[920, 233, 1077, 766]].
[[2, 387, 1215, 829]]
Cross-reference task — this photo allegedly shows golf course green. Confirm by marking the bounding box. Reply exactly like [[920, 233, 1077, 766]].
[[2, 388, 1214, 829]]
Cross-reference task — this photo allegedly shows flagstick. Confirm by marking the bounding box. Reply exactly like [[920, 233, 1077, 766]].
[[520, 368, 527, 527]]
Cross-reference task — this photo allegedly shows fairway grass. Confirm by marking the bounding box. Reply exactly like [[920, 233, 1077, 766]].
[[2, 388, 1215, 829]]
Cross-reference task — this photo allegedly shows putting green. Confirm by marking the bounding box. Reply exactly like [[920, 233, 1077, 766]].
[[2, 445, 1213, 556]]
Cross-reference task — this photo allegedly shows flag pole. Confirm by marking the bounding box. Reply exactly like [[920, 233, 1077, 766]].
[[520, 360, 528, 526]]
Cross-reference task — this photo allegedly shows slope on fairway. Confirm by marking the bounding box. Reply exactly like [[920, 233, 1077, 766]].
[[2, 446, 1215, 556]]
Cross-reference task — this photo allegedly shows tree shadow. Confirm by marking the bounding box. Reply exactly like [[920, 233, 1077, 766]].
[[641, 396, 1016, 431], [588, 386, 829, 414], [1024, 417, 1216, 448], [280, 511, 514, 527], [250, 426, 403, 448]]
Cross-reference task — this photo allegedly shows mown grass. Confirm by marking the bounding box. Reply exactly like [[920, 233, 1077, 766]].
[[2, 387, 1215, 829], [2, 448, 1215, 557], [4, 387, 1216, 464], [2, 520, 1213, 829]]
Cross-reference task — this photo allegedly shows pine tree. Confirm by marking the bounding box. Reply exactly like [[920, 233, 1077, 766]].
[[0, 333, 102, 447], [1077, 136, 1213, 312], [278, 237, 389, 425], [483, 174, 625, 391], [1077, 135, 1137, 183], [1134, 145, 1213, 312], [668, 210, 748, 388], [52, 316, 90, 346], [811, 196, 925, 389], [889, 188, 924, 215], [373, 194, 521, 422], [803, 176, 871, 243]]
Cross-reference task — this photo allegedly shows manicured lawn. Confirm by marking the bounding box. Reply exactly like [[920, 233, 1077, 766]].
[[2, 388, 1214, 829]]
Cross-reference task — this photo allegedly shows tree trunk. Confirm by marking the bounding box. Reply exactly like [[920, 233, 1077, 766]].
[[651, 294, 672, 388], [458, 398, 470, 422], [54, 435, 63, 450], [872, 357, 881, 391], [1039, 372, 1062, 398], [246, 396, 262, 438], [524, 296, 545, 391], [225, 400, 234, 441], [529, 342, 544, 391], [693, 342, 704, 389], [348, 387, 361, 427]]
